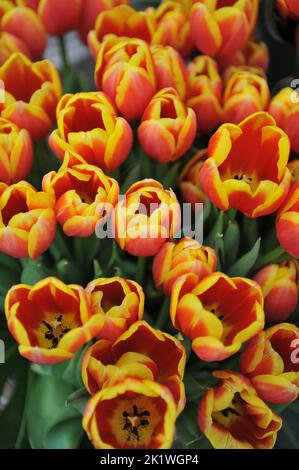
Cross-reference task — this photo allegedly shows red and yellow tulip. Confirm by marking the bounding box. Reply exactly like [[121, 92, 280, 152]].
[[0, 118, 33, 184], [95, 36, 157, 121], [198, 370, 282, 448], [276, 182, 299, 259], [179, 149, 208, 206], [288, 159, 299, 184], [85, 276, 144, 341], [153, 237, 217, 295], [254, 260, 299, 322], [5, 277, 103, 364], [277, 0, 299, 20], [114, 179, 181, 257], [217, 40, 269, 76], [82, 320, 186, 413], [38, 0, 82, 36], [0, 53, 62, 141], [0, 31, 31, 65], [240, 323, 299, 404], [199, 112, 291, 218], [0, 181, 56, 258], [170, 272, 265, 362], [83, 377, 176, 449], [49, 91, 132, 172], [138, 88, 196, 163]]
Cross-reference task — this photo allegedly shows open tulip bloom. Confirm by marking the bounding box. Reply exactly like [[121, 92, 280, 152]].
[[0, 0, 299, 454]]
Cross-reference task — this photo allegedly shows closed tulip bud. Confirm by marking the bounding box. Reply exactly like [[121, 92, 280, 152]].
[[0, 1, 14, 19], [151, 45, 189, 101], [49, 91, 132, 172], [88, 5, 154, 60], [288, 159, 299, 184], [38, 0, 82, 36], [114, 179, 181, 257], [138, 88, 196, 163], [277, 0, 299, 20], [222, 64, 266, 87], [217, 40, 269, 75], [198, 370, 282, 448], [82, 320, 186, 414], [5, 277, 103, 364], [170, 272, 264, 362], [223, 71, 270, 124], [179, 149, 208, 206], [199, 112, 291, 218], [0, 181, 56, 258], [276, 182, 299, 259], [0, 118, 33, 184], [95, 37, 157, 121], [187, 56, 222, 133], [153, 237, 217, 295], [0, 31, 31, 65], [85, 277, 144, 341], [0, 53, 62, 140], [16, 0, 40, 10], [240, 323, 299, 404], [190, 0, 258, 57], [254, 260, 299, 322]]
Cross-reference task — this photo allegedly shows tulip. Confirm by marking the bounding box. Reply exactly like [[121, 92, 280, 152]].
[[95, 37, 157, 121], [223, 70, 270, 124], [179, 149, 208, 206], [138, 88, 196, 163], [0, 181, 56, 258], [5, 277, 103, 364], [276, 182, 299, 259], [277, 0, 299, 20], [16, 0, 40, 9], [187, 55, 222, 133], [38, 0, 82, 36], [83, 377, 176, 449], [0, 53, 62, 141], [240, 323, 299, 404], [0, 118, 33, 184], [82, 320, 186, 414], [1, 6, 46, 60], [153, 237, 217, 295], [190, 0, 258, 57], [0, 1, 14, 19], [253, 260, 299, 322], [114, 179, 181, 257], [222, 64, 266, 87], [170, 272, 265, 362], [198, 370, 282, 449], [151, 45, 189, 101], [0, 32, 31, 65], [199, 112, 291, 218], [288, 159, 299, 184], [42, 152, 119, 237], [85, 276, 144, 341], [217, 40, 269, 76], [49, 91, 132, 172], [88, 5, 154, 60]]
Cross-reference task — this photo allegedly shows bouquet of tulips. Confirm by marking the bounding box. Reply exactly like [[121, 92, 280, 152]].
[[0, 0, 299, 451]]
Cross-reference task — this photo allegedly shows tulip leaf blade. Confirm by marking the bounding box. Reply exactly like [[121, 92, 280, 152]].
[[223, 220, 240, 268], [227, 238, 261, 277]]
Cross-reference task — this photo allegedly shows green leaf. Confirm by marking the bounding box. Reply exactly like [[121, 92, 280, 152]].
[[228, 238, 261, 277], [223, 220, 240, 268], [66, 388, 89, 415], [44, 418, 83, 449], [74, 234, 100, 267], [20, 259, 49, 285], [205, 211, 225, 247], [121, 162, 141, 192], [62, 344, 90, 388]]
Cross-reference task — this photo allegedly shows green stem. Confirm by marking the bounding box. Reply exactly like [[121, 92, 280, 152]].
[[253, 245, 288, 272], [136, 256, 147, 285], [15, 367, 34, 449], [58, 35, 69, 71], [155, 296, 170, 329]]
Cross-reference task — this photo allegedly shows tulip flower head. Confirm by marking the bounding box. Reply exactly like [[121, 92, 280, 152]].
[[277, 0, 299, 20], [240, 323, 299, 404], [0, 32, 31, 65], [276, 182, 299, 259], [288, 159, 299, 184], [198, 370, 282, 448], [38, 0, 82, 36], [217, 40, 269, 76], [179, 149, 208, 206]]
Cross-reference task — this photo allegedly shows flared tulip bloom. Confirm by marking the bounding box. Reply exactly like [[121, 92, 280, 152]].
[[277, 0, 299, 19], [199, 112, 291, 218], [0, 32, 31, 65], [138, 88, 196, 163], [190, 0, 258, 57], [42, 153, 119, 237], [95, 37, 157, 121], [0, 181, 56, 258], [151, 45, 189, 101], [268, 87, 299, 155], [5, 277, 103, 364], [198, 370, 282, 449], [83, 378, 176, 449], [276, 182, 299, 259], [254, 260, 299, 322], [153, 237, 217, 295], [179, 149, 208, 206], [187, 56, 222, 133], [82, 320, 186, 414], [223, 71, 270, 124], [170, 272, 265, 362], [240, 323, 299, 404], [217, 40, 269, 76], [1, 6, 46, 60], [49, 92, 132, 172], [114, 179, 181, 257], [85, 277, 144, 341], [288, 159, 299, 184], [88, 5, 154, 60], [38, 0, 82, 36], [0, 53, 62, 141]]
